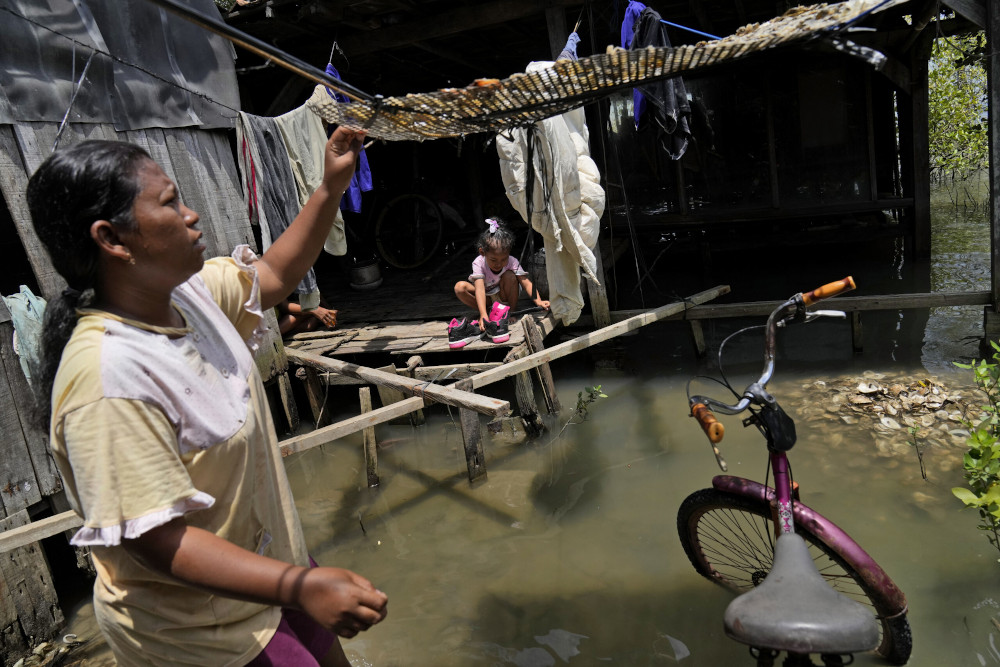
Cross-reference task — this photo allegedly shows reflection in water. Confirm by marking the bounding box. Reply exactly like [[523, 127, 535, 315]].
[[57, 178, 999, 666]]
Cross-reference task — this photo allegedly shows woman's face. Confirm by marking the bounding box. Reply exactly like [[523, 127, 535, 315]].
[[123, 159, 205, 290]]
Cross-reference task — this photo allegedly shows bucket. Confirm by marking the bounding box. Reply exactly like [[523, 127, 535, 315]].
[[350, 259, 382, 290]]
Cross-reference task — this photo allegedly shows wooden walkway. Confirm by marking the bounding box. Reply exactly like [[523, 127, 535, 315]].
[[283, 311, 558, 357]]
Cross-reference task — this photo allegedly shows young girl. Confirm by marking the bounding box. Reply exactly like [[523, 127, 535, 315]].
[[26, 128, 386, 666], [452, 218, 549, 344]]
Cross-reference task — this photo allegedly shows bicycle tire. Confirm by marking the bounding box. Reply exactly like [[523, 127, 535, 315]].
[[677, 487, 912, 665], [374, 193, 444, 269]]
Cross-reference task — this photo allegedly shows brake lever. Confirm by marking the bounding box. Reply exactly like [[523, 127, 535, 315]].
[[776, 309, 846, 327]]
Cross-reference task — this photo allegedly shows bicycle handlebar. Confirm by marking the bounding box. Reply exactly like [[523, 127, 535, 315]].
[[688, 276, 856, 445]]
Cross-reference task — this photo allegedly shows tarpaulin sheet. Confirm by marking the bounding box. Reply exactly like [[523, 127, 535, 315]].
[[0, 0, 238, 129]]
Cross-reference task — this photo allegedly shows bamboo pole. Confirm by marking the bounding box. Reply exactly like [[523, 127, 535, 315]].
[[279, 397, 426, 457]]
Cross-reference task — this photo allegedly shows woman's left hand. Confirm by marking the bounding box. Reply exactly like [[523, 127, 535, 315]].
[[323, 127, 367, 195]]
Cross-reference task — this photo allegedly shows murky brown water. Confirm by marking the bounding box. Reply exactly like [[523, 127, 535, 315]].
[[53, 175, 999, 667]]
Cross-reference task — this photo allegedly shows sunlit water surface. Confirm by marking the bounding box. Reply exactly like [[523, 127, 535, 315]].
[[55, 176, 999, 667]]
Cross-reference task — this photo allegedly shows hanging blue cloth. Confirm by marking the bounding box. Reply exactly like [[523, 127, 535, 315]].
[[557, 32, 581, 61], [324, 63, 373, 213], [620, 1, 648, 130]]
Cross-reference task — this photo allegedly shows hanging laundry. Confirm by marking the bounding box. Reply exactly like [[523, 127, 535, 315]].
[[324, 64, 373, 215], [272, 101, 348, 256], [623, 4, 692, 159], [236, 111, 321, 308], [1, 285, 46, 384], [557, 32, 581, 61], [497, 60, 605, 326]]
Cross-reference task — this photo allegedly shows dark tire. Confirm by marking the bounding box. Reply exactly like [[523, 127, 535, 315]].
[[374, 194, 444, 269], [677, 488, 912, 664]]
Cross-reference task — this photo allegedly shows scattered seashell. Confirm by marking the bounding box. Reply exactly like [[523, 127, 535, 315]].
[[880, 417, 902, 430], [857, 381, 881, 394], [850, 395, 873, 405]]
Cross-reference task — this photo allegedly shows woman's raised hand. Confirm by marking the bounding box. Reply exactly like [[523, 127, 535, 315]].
[[298, 566, 388, 638], [323, 127, 367, 196]]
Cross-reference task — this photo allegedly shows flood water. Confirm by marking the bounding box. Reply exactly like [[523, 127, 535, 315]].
[[56, 175, 999, 667]]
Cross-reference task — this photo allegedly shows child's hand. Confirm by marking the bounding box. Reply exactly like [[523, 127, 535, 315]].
[[299, 566, 388, 638], [535, 299, 550, 310], [310, 306, 338, 328], [478, 318, 487, 331]]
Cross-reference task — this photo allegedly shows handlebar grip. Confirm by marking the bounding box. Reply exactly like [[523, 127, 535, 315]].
[[801, 276, 856, 306], [691, 403, 725, 443]]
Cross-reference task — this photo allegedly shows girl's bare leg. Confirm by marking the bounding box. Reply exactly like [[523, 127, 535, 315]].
[[454, 280, 478, 310], [496, 271, 520, 311]]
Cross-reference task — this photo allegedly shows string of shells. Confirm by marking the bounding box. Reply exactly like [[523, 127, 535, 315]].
[[792, 371, 989, 458], [306, 0, 907, 141]]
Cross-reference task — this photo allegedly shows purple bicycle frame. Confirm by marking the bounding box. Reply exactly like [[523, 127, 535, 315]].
[[713, 463, 908, 620]]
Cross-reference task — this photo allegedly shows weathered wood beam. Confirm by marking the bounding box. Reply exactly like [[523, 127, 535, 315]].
[[944, 0, 987, 28], [602, 290, 992, 322], [336, 0, 586, 57], [280, 396, 426, 457], [469, 285, 730, 390], [0, 511, 82, 555], [286, 348, 510, 416]]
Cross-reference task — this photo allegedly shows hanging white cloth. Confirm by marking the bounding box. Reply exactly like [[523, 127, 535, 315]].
[[496, 61, 605, 325]]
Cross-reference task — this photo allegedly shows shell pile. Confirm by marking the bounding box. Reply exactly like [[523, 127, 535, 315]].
[[790, 371, 990, 458]]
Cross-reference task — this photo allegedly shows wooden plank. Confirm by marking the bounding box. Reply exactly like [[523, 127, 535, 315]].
[[375, 365, 420, 426], [0, 311, 59, 498], [0, 125, 64, 299], [0, 323, 41, 517], [303, 368, 331, 428], [944, 0, 987, 27], [470, 285, 730, 390], [286, 348, 510, 417], [456, 380, 487, 483], [587, 250, 613, 329], [0, 511, 82, 555], [360, 388, 379, 487], [0, 510, 64, 654], [412, 362, 503, 382], [521, 316, 561, 414], [505, 346, 544, 437], [279, 397, 425, 457], [275, 370, 300, 434]]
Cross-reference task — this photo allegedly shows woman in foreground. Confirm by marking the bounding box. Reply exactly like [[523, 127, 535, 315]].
[[26, 127, 386, 666]]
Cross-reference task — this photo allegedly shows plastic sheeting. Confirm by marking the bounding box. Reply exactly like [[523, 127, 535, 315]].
[[0, 0, 238, 130]]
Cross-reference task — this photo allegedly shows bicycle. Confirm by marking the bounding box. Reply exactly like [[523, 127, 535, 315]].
[[373, 190, 474, 271], [678, 277, 912, 667]]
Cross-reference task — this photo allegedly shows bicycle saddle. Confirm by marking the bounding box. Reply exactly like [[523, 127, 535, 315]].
[[723, 533, 879, 655]]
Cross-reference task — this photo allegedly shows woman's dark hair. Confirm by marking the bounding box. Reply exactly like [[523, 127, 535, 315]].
[[476, 216, 515, 255], [25, 139, 150, 428]]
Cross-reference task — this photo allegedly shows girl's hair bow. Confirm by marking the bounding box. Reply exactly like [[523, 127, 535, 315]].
[[485, 218, 499, 233]]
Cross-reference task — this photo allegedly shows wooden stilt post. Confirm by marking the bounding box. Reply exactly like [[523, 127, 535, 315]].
[[986, 0, 1000, 354], [587, 250, 612, 329], [303, 368, 330, 428], [404, 356, 426, 426], [505, 345, 544, 437], [689, 319, 707, 357], [456, 379, 487, 482], [521, 317, 561, 414], [851, 312, 864, 354], [276, 371, 300, 433], [359, 387, 379, 487], [376, 365, 424, 426]]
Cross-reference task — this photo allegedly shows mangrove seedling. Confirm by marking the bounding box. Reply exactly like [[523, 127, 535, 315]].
[[954, 341, 1000, 561], [553, 385, 608, 441]]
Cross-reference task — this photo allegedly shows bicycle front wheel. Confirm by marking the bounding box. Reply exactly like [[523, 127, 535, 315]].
[[677, 488, 912, 665], [374, 193, 444, 269]]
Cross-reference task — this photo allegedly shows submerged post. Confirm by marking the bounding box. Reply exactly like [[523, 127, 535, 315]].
[[456, 379, 487, 482]]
